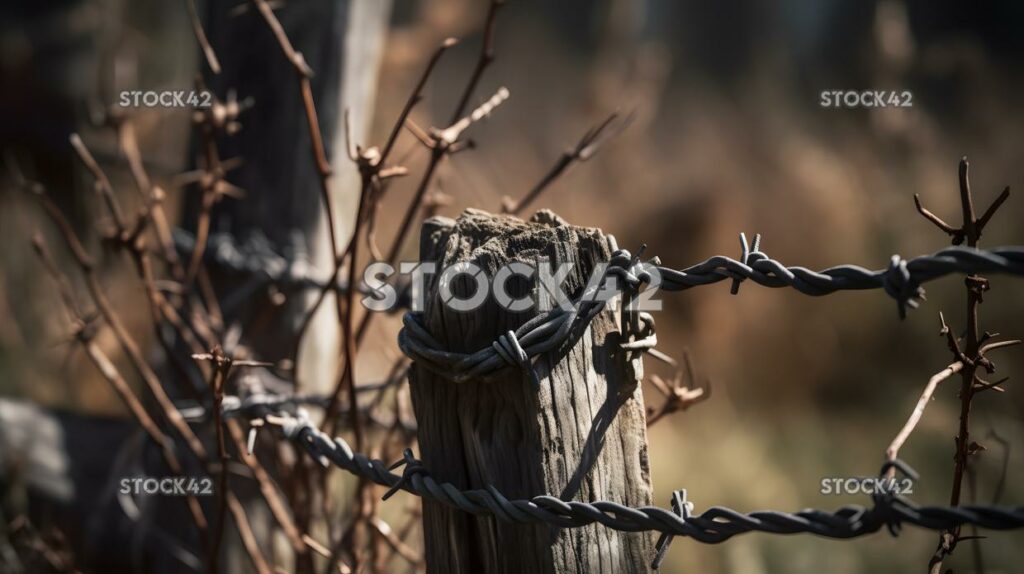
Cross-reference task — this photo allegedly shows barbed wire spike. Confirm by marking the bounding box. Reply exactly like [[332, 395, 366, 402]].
[[731, 232, 762, 295], [246, 419, 263, 455], [382, 449, 423, 501], [651, 489, 692, 569]]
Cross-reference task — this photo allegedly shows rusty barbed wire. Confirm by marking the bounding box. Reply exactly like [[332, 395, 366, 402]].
[[398, 235, 1024, 383], [260, 409, 1024, 553]]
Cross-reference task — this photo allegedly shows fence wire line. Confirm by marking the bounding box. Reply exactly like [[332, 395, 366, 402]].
[[399, 237, 1024, 383], [264, 409, 1024, 546], [174, 230, 329, 290], [182, 229, 1024, 307], [172, 230, 411, 309]]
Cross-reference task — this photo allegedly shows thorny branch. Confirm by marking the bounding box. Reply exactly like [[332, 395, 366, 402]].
[[912, 157, 1018, 573], [22, 175, 209, 460], [31, 234, 209, 533], [239, 1, 413, 568], [72, 131, 216, 390], [205, 348, 232, 574], [449, 0, 505, 124], [218, 4, 365, 567], [20, 174, 272, 573], [328, 85, 512, 424], [353, 0, 507, 348], [289, 37, 455, 386], [186, 84, 248, 284]]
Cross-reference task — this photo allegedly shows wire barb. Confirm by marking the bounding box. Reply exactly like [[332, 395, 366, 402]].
[[651, 490, 693, 569]]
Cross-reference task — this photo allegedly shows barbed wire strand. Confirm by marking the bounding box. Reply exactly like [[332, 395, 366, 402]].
[[398, 237, 1024, 382], [260, 410, 1024, 551]]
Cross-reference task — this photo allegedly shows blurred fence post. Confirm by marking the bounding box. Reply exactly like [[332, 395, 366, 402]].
[[198, 1, 390, 571], [409, 209, 655, 573], [198, 0, 390, 393]]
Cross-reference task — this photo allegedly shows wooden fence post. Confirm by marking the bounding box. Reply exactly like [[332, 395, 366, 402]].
[[409, 209, 655, 573]]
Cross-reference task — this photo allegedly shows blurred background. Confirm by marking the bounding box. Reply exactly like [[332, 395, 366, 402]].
[[2, 0, 1024, 572]]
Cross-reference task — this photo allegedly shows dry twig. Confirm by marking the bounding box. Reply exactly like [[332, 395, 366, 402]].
[[502, 111, 633, 215]]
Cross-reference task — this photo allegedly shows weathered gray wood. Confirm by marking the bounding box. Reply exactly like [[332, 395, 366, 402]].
[[409, 209, 655, 573]]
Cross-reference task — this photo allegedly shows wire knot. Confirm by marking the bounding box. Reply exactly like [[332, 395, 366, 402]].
[[492, 330, 540, 386], [610, 244, 659, 351], [608, 246, 653, 289], [882, 255, 925, 319], [873, 459, 920, 536], [383, 448, 428, 501], [730, 232, 763, 295]]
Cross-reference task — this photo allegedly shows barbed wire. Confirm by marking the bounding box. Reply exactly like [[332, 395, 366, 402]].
[[173, 230, 343, 292], [184, 223, 1024, 559], [261, 409, 1024, 565], [173, 229, 411, 312], [178, 228, 1024, 317], [212, 385, 401, 421], [399, 235, 1024, 383], [221, 392, 329, 419]]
